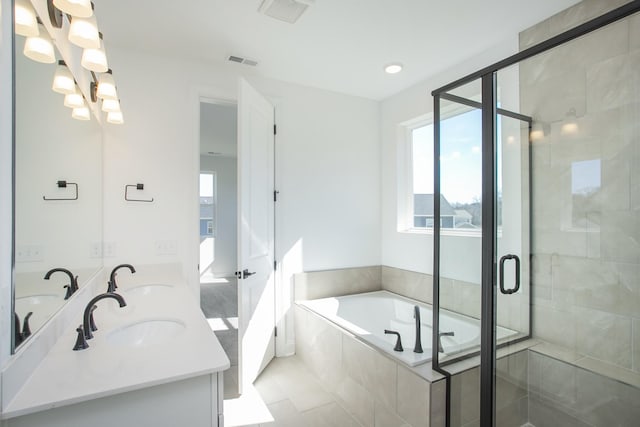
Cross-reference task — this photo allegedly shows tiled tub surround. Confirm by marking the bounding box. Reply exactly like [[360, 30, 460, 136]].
[[298, 290, 518, 367], [294, 302, 446, 427]]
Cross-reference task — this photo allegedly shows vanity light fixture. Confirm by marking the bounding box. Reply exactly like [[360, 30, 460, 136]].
[[95, 69, 117, 100], [72, 106, 91, 120], [101, 98, 121, 113], [53, 0, 93, 18], [384, 63, 403, 74], [81, 32, 108, 72], [68, 8, 100, 49], [52, 60, 76, 94], [15, 0, 39, 37], [107, 111, 124, 124], [64, 86, 85, 108], [560, 108, 579, 136], [23, 20, 56, 64]]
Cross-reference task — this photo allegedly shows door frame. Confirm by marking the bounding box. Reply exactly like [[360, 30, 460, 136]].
[[191, 85, 287, 377]]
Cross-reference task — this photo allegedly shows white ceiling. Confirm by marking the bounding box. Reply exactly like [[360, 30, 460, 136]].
[[96, 0, 581, 100]]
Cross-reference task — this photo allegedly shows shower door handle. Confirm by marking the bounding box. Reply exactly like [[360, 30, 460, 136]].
[[499, 254, 520, 294]]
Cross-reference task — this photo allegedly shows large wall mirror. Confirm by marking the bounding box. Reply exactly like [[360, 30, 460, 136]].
[[12, 22, 103, 351]]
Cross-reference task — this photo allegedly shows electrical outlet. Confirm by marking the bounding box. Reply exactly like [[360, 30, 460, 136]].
[[155, 240, 177, 255], [16, 245, 44, 262], [90, 242, 103, 258], [103, 242, 116, 258]]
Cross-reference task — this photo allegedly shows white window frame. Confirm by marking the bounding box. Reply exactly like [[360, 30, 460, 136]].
[[398, 109, 484, 238]]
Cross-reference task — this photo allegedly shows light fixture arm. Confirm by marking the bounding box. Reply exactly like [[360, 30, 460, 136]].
[[47, 0, 64, 28]]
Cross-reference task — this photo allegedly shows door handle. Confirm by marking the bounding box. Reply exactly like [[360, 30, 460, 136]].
[[499, 254, 520, 294], [235, 269, 256, 279]]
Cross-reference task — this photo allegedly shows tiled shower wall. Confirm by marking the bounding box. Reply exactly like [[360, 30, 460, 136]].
[[520, 0, 640, 375]]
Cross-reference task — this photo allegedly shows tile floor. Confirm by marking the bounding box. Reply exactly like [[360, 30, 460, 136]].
[[225, 356, 362, 427], [200, 278, 362, 426]]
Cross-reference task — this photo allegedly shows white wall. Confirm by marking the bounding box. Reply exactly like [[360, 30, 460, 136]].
[[102, 47, 381, 299], [200, 155, 237, 277], [14, 51, 103, 274], [380, 38, 519, 277]]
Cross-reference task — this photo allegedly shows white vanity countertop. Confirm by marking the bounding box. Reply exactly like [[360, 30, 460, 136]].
[[2, 268, 230, 419]]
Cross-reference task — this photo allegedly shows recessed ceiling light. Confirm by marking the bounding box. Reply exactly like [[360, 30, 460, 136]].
[[384, 63, 403, 74]]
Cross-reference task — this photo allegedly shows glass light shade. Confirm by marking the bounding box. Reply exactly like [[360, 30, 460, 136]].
[[72, 106, 91, 120], [96, 72, 117, 100], [81, 39, 108, 72], [53, 0, 93, 18], [68, 14, 100, 49], [52, 61, 75, 94], [101, 98, 120, 113], [64, 89, 85, 108], [15, 0, 39, 37], [107, 111, 124, 124], [560, 109, 579, 136], [23, 24, 55, 63]]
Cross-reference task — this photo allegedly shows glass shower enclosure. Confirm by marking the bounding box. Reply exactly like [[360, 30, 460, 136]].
[[431, 1, 640, 426]]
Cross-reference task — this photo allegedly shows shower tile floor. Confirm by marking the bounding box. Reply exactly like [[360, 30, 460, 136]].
[[200, 278, 361, 426]]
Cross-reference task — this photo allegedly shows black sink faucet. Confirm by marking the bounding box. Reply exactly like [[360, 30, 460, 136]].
[[44, 268, 78, 300], [82, 292, 127, 340], [108, 264, 136, 293], [73, 292, 127, 351], [413, 305, 423, 353]]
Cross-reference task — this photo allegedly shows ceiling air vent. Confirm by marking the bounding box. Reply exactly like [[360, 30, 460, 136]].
[[258, 0, 315, 24], [227, 55, 259, 67]]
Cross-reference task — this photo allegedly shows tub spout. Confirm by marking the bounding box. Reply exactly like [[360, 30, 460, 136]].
[[438, 331, 455, 353], [413, 305, 423, 353], [384, 329, 403, 352]]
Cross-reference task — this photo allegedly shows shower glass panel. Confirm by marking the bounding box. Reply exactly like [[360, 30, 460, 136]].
[[493, 63, 533, 427], [435, 78, 483, 372], [514, 13, 640, 426]]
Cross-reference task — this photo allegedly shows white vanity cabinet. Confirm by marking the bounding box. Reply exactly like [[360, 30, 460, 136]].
[[3, 373, 224, 427]]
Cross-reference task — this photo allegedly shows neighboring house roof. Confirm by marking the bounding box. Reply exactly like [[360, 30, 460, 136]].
[[456, 222, 479, 229], [414, 194, 456, 216], [454, 209, 473, 220], [200, 196, 214, 204]]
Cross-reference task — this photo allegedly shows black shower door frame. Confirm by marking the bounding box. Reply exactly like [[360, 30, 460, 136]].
[[431, 1, 640, 426]]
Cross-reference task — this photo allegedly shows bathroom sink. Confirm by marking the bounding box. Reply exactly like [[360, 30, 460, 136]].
[[106, 319, 185, 348], [15, 294, 60, 306], [15, 294, 61, 315], [15, 294, 64, 332], [123, 283, 174, 296]]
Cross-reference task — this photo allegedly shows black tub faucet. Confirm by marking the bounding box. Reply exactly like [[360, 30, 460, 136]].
[[438, 331, 455, 353], [413, 305, 423, 353], [108, 264, 136, 293], [384, 329, 404, 352], [44, 268, 78, 300]]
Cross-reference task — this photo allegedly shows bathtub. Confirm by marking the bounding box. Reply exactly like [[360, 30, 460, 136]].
[[298, 290, 517, 367]]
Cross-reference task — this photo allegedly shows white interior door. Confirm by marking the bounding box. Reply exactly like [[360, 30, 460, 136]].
[[237, 78, 275, 391]]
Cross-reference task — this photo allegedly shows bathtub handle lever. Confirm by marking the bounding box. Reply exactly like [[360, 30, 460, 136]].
[[384, 329, 403, 352]]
